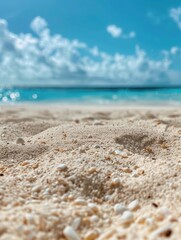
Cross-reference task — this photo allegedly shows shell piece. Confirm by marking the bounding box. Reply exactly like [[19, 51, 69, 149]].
[[74, 198, 87, 206], [120, 211, 134, 224], [57, 164, 68, 171], [63, 226, 80, 240], [89, 215, 99, 223], [93, 120, 103, 126], [114, 204, 127, 215], [88, 203, 99, 213], [128, 200, 140, 211], [114, 150, 122, 155]]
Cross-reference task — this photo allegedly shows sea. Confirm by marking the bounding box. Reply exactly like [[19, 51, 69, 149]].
[[1, 87, 181, 105]]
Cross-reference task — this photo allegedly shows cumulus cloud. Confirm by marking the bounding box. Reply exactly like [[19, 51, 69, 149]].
[[30, 16, 48, 34], [170, 7, 181, 29], [106, 24, 136, 39], [162, 46, 181, 58], [107, 25, 122, 38], [0, 16, 179, 87]]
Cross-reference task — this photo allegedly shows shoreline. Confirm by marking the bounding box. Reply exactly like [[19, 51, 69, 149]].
[[1, 101, 181, 109]]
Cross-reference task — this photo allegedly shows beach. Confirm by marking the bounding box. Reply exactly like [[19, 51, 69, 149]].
[[0, 104, 181, 239]]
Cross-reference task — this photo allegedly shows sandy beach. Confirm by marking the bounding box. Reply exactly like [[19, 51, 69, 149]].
[[0, 104, 181, 239]]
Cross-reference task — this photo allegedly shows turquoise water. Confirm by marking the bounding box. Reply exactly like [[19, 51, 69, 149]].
[[1, 87, 181, 105]]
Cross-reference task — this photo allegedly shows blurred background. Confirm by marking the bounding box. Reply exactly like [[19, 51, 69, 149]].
[[0, 0, 181, 104]]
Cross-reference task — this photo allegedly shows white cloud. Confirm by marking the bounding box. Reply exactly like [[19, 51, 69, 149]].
[[107, 25, 122, 38], [162, 46, 181, 57], [170, 7, 181, 29], [170, 46, 179, 55], [0, 16, 179, 87], [30, 16, 48, 34], [107, 24, 136, 39], [89, 46, 99, 56]]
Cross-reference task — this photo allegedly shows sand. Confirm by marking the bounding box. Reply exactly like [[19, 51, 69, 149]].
[[0, 104, 181, 239]]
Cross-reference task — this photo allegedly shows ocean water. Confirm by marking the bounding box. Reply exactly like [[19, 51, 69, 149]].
[[1, 87, 181, 105]]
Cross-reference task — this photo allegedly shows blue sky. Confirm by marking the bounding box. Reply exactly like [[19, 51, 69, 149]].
[[0, 0, 181, 86]]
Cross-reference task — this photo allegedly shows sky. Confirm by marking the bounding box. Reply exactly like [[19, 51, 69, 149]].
[[0, 0, 181, 87]]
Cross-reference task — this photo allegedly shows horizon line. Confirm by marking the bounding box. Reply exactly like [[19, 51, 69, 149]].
[[1, 85, 181, 90]]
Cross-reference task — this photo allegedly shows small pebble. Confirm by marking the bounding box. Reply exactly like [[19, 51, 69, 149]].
[[74, 198, 87, 206], [114, 204, 127, 215], [120, 153, 128, 158], [111, 178, 121, 187], [32, 185, 41, 193], [88, 167, 97, 174], [104, 195, 113, 201], [94, 145, 100, 149], [93, 120, 103, 126], [114, 150, 128, 158], [122, 167, 132, 173], [152, 202, 159, 208], [16, 138, 25, 145], [63, 226, 80, 240], [74, 119, 80, 124], [128, 199, 140, 211], [120, 211, 134, 224], [88, 203, 99, 213], [114, 150, 122, 155], [89, 215, 99, 223], [57, 164, 68, 171]]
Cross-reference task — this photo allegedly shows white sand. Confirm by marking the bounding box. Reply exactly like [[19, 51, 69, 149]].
[[0, 104, 181, 239]]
